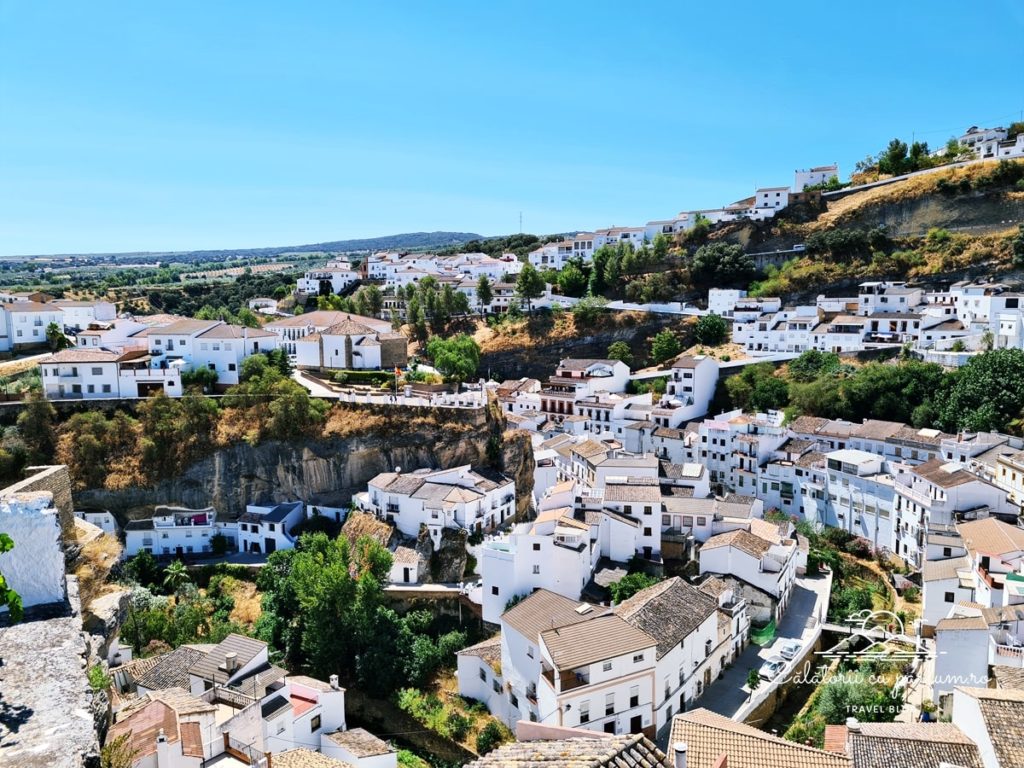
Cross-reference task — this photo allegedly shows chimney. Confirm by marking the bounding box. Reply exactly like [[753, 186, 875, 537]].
[[845, 717, 861, 732], [673, 742, 688, 768], [224, 652, 238, 674], [156, 728, 172, 768], [329, 674, 339, 690]]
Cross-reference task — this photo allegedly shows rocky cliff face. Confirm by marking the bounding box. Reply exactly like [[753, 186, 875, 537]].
[[77, 407, 535, 524]]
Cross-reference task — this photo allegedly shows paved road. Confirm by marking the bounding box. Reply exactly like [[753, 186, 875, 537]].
[[698, 572, 831, 721]]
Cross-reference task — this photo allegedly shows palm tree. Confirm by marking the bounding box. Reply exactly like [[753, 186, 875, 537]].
[[162, 560, 190, 593]]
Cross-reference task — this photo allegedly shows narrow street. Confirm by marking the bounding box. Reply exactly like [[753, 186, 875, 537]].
[[697, 571, 832, 722]]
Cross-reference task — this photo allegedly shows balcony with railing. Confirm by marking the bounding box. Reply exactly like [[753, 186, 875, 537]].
[[991, 632, 1024, 668], [541, 666, 590, 693]]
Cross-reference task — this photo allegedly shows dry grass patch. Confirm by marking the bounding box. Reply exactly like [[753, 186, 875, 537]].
[[75, 533, 123, 606]]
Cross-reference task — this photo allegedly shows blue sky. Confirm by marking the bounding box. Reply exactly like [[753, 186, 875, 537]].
[[1, 1, 1022, 256]]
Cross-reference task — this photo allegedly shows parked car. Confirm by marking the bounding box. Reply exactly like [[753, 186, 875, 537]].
[[758, 656, 786, 681], [779, 640, 802, 660]]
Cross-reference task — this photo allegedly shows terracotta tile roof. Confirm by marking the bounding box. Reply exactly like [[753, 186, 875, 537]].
[[612, 577, 718, 659], [324, 727, 393, 757], [921, 555, 970, 582], [108, 699, 178, 760], [148, 318, 221, 335], [465, 733, 668, 766], [45, 348, 120, 363], [936, 615, 989, 631], [602, 480, 662, 504], [188, 633, 265, 683], [456, 634, 502, 670], [823, 724, 848, 753], [955, 687, 1024, 767], [701, 528, 772, 559], [571, 440, 611, 459], [273, 748, 355, 768], [179, 721, 203, 758], [698, 576, 729, 599], [669, 708, 850, 768], [911, 458, 978, 488], [847, 722, 981, 768], [5, 301, 59, 312], [993, 665, 1024, 689], [540, 613, 655, 669], [265, 310, 390, 333], [957, 518, 1024, 557], [391, 545, 419, 564], [196, 324, 276, 339], [501, 589, 596, 643], [135, 646, 209, 691], [853, 419, 904, 441]]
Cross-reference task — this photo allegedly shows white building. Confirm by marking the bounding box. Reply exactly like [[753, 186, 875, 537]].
[[893, 458, 1009, 568], [802, 448, 895, 553], [698, 523, 798, 622], [297, 262, 359, 296], [793, 164, 839, 192], [361, 465, 516, 544], [52, 299, 117, 330], [479, 504, 592, 624], [293, 318, 407, 371], [1, 301, 64, 352], [707, 289, 747, 318], [611, 577, 725, 730], [124, 506, 237, 557], [238, 501, 305, 555], [264, 310, 395, 356], [653, 355, 719, 429]]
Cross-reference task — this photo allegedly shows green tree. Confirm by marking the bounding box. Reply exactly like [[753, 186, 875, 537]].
[[163, 560, 191, 593], [46, 322, 70, 351], [607, 341, 633, 367], [17, 391, 57, 462], [609, 573, 660, 603], [426, 334, 481, 383], [652, 233, 670, 262], [515, 262, 545, 313], [788, 350, 841, 382], [234, 307, 261, 328], [0, 533, 23, 623], [936, 349, 1024, 432], [691, 243, 755, 285], [476, 274, 494, 312], [877, 138, 910, 176], [571, 296, 606, 327], [649, 330, 682, 365], [182, 366, 219, 392], [101, 733, 139, 768], [746, 669, 761, 691], [558, 261, 587, 298], [749, 375, 790, 412], [126, 551, 162, 589], [1012, 224, 1024, 268], [694, 313, 728, 346], [477, 721, 513, 755]]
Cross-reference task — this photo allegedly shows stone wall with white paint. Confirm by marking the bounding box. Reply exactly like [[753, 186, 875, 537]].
[[0, 490, 66, 610]]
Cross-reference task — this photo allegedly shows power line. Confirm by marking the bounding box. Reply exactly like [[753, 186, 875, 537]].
[[909, 109, 1023, 138]]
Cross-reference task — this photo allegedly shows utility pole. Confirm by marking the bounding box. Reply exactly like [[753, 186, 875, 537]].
[[519, 212, 523, 234]]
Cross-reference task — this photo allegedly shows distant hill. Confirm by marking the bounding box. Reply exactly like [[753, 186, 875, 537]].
[[292, 231, 483, 253], [8, 231, 484, 263]]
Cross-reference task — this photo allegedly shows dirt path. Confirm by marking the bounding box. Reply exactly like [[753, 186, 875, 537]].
[[0, 352, 48, 377]]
